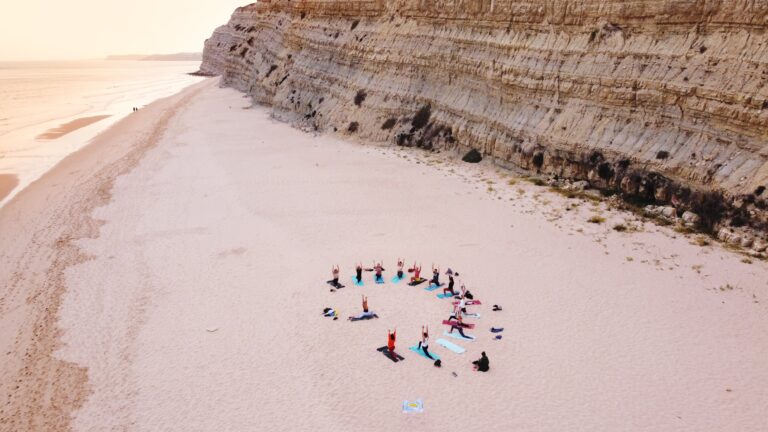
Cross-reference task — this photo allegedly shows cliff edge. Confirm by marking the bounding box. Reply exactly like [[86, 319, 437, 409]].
[[201, 0, 768, 242]]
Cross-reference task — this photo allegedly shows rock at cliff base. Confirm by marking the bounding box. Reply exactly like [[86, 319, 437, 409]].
[[462, 149, 482, 163]]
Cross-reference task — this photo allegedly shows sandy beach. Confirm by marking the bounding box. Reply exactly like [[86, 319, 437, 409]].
[[1, 79, 767, 431]]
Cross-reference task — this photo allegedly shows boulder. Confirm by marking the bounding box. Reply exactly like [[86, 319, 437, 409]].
[[681, 211, 700, 226], [462, 149, 482, 163], [660, 206, 677, 219]]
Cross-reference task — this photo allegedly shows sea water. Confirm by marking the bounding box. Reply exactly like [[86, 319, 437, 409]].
[[0, 60, 206, 207]]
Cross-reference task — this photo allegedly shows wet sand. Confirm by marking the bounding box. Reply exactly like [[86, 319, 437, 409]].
[[35, 115, 112, 140], [0, 174, 18, 202]]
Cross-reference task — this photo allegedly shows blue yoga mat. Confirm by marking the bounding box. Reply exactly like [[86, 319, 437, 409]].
[[436, 292, 456, 299], [408, 345, 440, 361], [424, 283, 444, 292], [351, 276, 364, 287], [375, 276, 385, 284], [391, 275, 403, 283]]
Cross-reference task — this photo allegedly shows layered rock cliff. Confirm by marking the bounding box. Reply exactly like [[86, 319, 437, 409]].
[[201, 0, 768, 238]]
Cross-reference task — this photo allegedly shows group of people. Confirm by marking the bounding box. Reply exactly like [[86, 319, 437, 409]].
[[326, 260, 490, 372]]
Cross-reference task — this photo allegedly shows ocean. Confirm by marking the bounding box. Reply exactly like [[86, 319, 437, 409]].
[[0, 60, 206, 207]]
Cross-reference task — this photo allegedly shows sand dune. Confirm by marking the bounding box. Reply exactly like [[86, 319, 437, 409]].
[[2, 81, 767, 431]]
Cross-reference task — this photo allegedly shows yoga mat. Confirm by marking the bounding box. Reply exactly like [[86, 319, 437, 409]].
[[408, 345, 440, 361], [436, 338, 465, 354], [326, 280, 345, 289], [442, 330, 475, 341], [424, 283, 444, 292], [377, 346, 404, 362], [453, 300, 481, 306], [408, 278, 426, 286], [391, 275, 403, 283], [442, 320, 475, 329], [375, 275, 385, 284], [351, 276, 364, 287], [436, 292, 456, 299]]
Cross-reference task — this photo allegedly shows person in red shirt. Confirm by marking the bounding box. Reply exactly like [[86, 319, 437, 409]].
[[387, 328, 397, 352]]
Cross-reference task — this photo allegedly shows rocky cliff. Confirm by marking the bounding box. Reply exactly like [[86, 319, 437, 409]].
[[201, 0, 768, 239]]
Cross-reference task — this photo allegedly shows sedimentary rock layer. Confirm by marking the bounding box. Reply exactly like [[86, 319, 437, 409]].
[[201, 0, 768, 233]]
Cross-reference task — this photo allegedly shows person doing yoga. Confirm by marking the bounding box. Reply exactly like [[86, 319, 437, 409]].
[[430, 264, 440, 286], [448, 313, 470, 338], [331, 265, 340, 285], [442, 269, 457, 296], [410, 263, 422, 283], [374, 261, 384, 282], [396, 258, 405, 279], [417, 325, 434, 359], [387, 328, 397, 352], [348, 295, 378, 321], [355, 262, 363, 284]]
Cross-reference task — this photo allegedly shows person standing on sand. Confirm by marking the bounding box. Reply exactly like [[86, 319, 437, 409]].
[[473, 352, 489, 372], [417, 325, 434, 360], [387, 328, 397, 352], [374, 261, 384, 282]]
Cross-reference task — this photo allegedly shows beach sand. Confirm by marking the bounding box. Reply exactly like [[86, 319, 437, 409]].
[[35, 115, 112, 140], [2, 80, 767, 431], [0, 174, 18, 202]]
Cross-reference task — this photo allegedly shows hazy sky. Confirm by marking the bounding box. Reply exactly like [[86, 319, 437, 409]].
[[0, 1, 250, 61]]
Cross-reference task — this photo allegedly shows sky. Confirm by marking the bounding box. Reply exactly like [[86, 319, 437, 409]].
[[0, 1, 251, 61]]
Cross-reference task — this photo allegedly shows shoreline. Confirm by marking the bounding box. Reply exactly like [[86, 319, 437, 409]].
[[0, 78, 215, 430], [1, 80, 767, 431], [0, 174, 18, 202]]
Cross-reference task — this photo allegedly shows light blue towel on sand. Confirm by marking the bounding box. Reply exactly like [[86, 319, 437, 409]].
[[409, 345, 440, 361]]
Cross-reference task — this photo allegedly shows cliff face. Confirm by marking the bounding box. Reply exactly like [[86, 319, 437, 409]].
[[202, 0, 768, 236]]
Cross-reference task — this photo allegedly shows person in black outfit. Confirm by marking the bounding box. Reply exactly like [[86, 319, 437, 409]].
[[473, 351, 489, 372]]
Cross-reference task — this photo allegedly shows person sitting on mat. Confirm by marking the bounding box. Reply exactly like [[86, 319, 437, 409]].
[[410, 263, 422, 283], [417, 325, 434, 360], [387, 328, 397, 352], [374, 261, 384, 282], [355, 262, 363, 284], [396, 258, 405, 279], [442, 269, 457, 296], [348, 295, 378, 321], [430, 264, 440, 286], [473, 351, 490, 372]]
